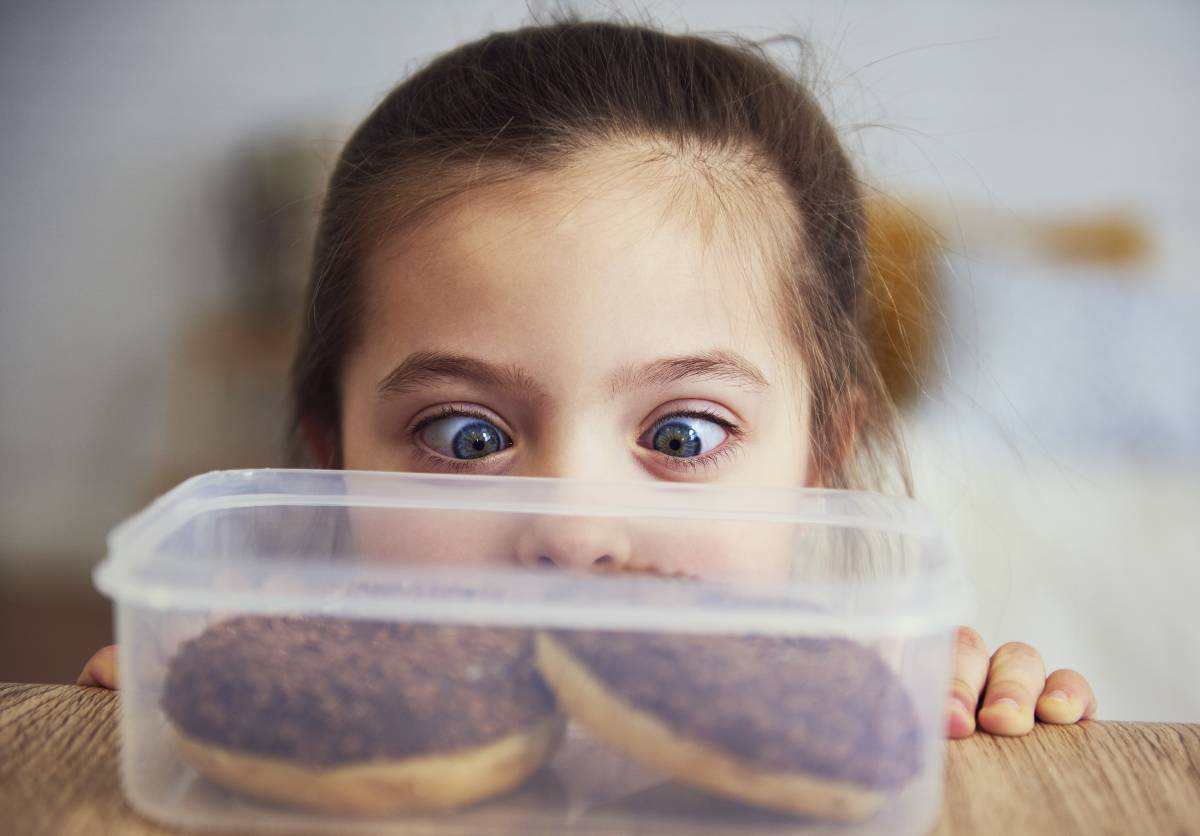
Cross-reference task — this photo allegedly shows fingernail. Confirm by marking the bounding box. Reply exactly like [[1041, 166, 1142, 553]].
[[1037, 690, 1081, 724], [979, 696, 1034, 736]]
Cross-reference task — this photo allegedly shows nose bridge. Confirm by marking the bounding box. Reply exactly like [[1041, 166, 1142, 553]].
[[515, 417, 636, 483], [516, 512, 632, 571]]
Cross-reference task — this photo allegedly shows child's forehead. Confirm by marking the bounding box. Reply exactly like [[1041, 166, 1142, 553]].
[[349, 147, 809, 405], [363, 146, 796, 341]]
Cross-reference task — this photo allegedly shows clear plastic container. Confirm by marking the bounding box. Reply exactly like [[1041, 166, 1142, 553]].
[[95, 469, 969, 835]]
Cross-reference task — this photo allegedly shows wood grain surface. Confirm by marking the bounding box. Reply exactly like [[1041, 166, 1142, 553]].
[[1, 682, 1197, 835], [934, 718, 1200, 835]]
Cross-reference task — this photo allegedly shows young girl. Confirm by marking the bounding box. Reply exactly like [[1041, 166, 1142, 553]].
[[80, 19, 1095, 739]]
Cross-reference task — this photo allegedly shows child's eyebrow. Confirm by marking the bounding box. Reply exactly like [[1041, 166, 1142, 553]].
[[606, 351, 771, 395], [376, 349, 769, 402], [376, 351, 551, 402]]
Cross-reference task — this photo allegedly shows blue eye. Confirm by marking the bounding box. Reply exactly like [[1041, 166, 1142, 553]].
[[420, 416, 511, 460], [643, 415, 728, 458]]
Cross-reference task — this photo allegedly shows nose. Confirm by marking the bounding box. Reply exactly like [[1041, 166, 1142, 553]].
[[515, 515, 632, 572]]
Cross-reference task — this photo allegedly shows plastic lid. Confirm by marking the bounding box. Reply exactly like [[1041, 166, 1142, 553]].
[[95, 469, 973, 637]]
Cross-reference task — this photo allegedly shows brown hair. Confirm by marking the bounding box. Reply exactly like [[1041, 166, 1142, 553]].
[[291, 19, 907, 491]]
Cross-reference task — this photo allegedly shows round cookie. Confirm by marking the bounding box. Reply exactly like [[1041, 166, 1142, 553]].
[[535, 630, 923, 821], [162, 616, 564, 814]]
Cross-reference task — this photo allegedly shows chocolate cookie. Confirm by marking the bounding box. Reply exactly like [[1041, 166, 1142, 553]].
[[163, 616, 564, 814], [535, 630, 923, 821]]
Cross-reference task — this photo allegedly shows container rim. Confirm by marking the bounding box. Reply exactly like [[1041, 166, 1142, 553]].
[[109, 468, 943, 543], [95, 469, 973, 634]]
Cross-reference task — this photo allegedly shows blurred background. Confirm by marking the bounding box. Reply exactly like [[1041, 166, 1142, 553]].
[[1, 1, 1197, 720]]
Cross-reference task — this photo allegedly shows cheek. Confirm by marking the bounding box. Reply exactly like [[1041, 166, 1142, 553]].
[[626, 519, 797, 581], [337, 358, 405, 472], [736, 411, 812, 486], [340, 435, 402, 472], [348, 506, 524, 567]]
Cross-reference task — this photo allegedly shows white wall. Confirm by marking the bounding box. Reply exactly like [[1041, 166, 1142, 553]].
[[1, 0, 529, 558]]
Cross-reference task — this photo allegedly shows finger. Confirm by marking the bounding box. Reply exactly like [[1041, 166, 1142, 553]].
[[946, 626, 990, 738], [978, 642, 1045, 736], [1036, 668, 1098, 724], [76, 645, 119, 689]]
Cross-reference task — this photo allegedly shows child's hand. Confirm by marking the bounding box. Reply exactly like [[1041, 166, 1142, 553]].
[[947, 626, 1096, 737], [77, 644, 119, 689]]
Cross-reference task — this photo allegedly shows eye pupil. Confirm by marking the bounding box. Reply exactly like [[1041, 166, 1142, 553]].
[[450, 421, 505, 460], [652, 421, 703, 458]]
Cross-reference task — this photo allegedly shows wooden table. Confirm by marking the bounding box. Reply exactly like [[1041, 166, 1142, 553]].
[[2, 682, 1197, 834]]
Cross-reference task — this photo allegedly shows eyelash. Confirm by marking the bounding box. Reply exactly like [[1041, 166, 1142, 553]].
[[409, 404, 501, 437], [407, 404, 510, 472], [644, 408, 745, 475], [406, 404, 745, 475], [410, 449, 500, 474]]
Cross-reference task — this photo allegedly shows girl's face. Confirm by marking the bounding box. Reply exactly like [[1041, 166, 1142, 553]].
[[337, 153, 812, 578]]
